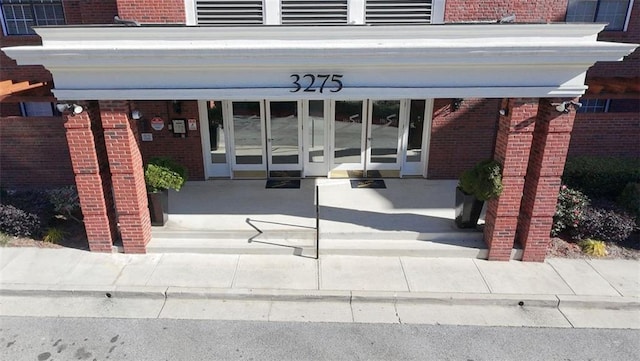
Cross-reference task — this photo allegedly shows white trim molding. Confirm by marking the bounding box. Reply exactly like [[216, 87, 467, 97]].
[[184, 0, 197, 25], [2, 24, 637, 100]]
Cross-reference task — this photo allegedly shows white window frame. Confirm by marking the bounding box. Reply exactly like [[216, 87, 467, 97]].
[[566, 0, 634, 31], [0, 0, 65, 35]]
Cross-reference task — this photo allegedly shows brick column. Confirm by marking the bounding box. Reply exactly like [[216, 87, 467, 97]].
[[484, 99, 537, 261], [100, 100, 151, 253], [517, 99, 576, 262], [63, 101, 117, 252]]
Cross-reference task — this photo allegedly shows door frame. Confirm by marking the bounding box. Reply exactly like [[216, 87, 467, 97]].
[[226, 100, 267, 173], [265, 100, 304, 173], [302, 100, 331, 177], [328, 99, 408, 174], [365, 99, 407, 171], [400, 98, 433, 178], [199, 100, 231, 178]]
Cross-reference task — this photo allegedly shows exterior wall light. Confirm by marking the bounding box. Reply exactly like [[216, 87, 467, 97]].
[[451, 98, 463, 111], [56, 103, 84, 115], [131, 109, 143, 120]]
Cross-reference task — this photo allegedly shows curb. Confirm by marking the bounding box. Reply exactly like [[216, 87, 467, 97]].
[[352, 291, 561, 307], [1, 285, 638, 310], [165, 287, 351, 301], [557, 294, 640, 310], [0, 284, 166, 299]]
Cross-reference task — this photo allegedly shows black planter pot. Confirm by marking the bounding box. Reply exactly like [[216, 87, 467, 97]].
[[455, 187, 484, 229], [148, 190, 168, 226]]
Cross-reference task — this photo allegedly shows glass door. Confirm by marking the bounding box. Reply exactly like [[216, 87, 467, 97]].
[[366, 100, 403, 173], [332, 100, 367, 173], [330, 100, 404, 176], [229, 101, 266, 171], [303, 100, 330, 177], [402, 99, 432, 177], [200, 100, 231, 178], [265, 100, 302, 175]]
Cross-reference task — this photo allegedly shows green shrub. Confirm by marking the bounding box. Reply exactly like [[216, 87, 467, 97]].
[[2, 189, 54, 222], [144, 157, 187, 193], [562, 157, 640, 198], [552, 186, 590, 237], [572, 206, 636, 243], [47, 186, 80, 215], [458, 159, 503, 201], [617, 182, 640, 225], [0, 204, 42, 237]]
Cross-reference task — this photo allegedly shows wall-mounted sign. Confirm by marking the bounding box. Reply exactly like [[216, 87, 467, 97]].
[[188, 118, 197, 131], [150, 116, 164, 131], [171, 119, 186, 134], [290, 73, 343, 93], [141, 133, 153, 142]]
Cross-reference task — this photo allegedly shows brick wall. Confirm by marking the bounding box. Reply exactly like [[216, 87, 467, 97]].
[[134, 100, 205, 180], [428, 98, 500, 179], [0, 35, 50, 82], [0, 116, 74, 188], [116, 0, 185, 23], [569, 112, 640, 158], [444, 0, 568, 23], [64, 0, 118, 24]]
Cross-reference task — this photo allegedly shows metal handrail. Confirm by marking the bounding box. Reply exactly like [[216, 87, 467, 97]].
[[315, 184, 319, 260]]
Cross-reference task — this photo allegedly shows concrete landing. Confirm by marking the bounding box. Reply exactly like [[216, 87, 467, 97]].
[[147, 179, 496, 258]]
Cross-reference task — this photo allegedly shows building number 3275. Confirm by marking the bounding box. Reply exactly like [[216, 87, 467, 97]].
[[290, 74, 343, 93]]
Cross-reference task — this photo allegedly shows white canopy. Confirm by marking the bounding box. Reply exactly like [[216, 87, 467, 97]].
[[2, 24, 637, 100]]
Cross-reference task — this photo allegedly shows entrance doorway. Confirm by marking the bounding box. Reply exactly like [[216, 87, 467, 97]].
[[227, 100, 303, 178], [332, 100, 403, 176], [200, 99, 432, 179]]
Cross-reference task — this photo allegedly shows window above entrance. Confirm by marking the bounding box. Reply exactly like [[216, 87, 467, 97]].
[[191, 0, 445, 25], [0, 0, 65, 35]]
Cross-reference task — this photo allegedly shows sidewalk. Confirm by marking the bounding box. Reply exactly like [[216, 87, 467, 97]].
[[0, 247, 638, 328]]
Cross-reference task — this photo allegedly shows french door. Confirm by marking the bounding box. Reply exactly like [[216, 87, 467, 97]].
[[201, 99, 431, 179], [332, 100, 405, 175], [226, 100, 302, 177]]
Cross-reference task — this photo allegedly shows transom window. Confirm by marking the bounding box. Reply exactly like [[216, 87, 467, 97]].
[[1, 0, 65, 35], [566, 0, 632, 31]]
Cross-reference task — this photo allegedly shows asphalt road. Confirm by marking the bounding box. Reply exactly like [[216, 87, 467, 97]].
[[1, 316, 638, 361]]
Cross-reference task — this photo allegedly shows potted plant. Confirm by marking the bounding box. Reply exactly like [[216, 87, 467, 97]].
[[455, 159, 503, 228], [144, 157, 187, 226]]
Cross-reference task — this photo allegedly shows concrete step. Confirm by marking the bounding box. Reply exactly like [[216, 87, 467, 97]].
[[148, 228, 498, 258]]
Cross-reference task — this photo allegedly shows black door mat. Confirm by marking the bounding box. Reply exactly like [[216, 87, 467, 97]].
[[266, 179, 301, 189], [350, 179, 386, 189]]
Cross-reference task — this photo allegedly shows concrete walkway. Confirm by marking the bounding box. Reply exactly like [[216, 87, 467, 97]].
[[1, 247, 638, 328]]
